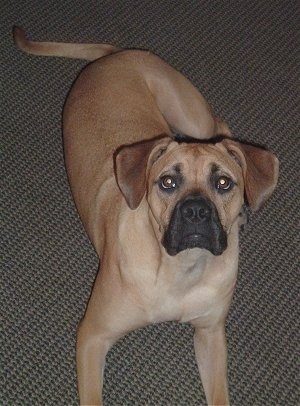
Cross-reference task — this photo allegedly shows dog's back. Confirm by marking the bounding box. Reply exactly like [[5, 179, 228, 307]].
[[13, 26, 230, 139]]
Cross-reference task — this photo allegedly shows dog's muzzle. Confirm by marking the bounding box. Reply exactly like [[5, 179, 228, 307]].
[[162, 194, 227, 256]]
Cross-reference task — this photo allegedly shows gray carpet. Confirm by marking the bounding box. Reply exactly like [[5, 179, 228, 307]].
[[1, 0, 299, 404]]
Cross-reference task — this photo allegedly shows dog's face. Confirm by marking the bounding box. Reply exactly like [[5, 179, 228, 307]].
[[115, 136, 279, 256], [146, 142, 244, 256]]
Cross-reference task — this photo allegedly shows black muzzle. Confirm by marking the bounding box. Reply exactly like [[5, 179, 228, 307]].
[[162, 194, 227, 256]]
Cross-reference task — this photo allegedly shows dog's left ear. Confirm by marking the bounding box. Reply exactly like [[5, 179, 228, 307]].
[[222, 139, 279, 211], [114, 136, 171, 210]]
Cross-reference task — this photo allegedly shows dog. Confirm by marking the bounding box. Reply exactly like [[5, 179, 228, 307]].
[[14, 27, 279, 405]]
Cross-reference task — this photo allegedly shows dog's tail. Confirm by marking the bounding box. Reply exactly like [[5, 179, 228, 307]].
[[13, 26, 121, 61]]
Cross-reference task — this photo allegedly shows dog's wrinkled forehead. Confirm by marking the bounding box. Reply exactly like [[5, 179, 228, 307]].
[[150, 141, 239, 180]]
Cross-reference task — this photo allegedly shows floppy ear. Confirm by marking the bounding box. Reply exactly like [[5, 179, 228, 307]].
[[222, 139, 279, 211], [114, 136, 170, 210]]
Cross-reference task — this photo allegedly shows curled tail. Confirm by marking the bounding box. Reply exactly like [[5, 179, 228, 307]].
[[13, 26, 121, 61]]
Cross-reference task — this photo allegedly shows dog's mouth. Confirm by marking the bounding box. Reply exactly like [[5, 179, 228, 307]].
[[165, 232, 227, 256], [162, 194, 227, 256], [184, 233, 204, 241], [182, 233, 207, 247]]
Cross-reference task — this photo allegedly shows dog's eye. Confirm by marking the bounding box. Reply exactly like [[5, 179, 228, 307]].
[[215, 176, 233, 192], [160, 175, 177, 190]]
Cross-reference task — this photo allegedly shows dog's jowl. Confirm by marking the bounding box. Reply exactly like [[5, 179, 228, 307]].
[[14, 27, 279, 405]]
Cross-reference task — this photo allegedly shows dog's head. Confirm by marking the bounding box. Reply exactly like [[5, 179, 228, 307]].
[[114, 135, 279, 256]]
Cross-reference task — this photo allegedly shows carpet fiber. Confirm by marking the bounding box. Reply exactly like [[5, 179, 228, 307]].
[[1, 0, 299, 404]]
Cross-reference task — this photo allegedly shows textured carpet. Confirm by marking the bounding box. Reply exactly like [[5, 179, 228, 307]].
[[1, 0, 299, 405]]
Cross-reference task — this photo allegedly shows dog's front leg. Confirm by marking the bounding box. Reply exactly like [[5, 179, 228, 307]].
[[76, 318, 115, 405], [76, 266, 121, 406], [193, 322, 230, 406]]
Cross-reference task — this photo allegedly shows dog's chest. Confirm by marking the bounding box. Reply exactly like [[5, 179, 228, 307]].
[[146, 254, 235, 325], [151, 284, 221, 325]]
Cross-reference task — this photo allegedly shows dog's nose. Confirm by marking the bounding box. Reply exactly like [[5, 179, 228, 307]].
[[180, 197, 211, 223]]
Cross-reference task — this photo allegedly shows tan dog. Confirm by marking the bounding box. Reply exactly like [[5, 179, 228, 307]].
[[14, 27, 279, 405]]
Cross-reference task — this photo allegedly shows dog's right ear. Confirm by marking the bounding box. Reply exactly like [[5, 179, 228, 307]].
[[114, 136, 171, 210], [221, 139, 279, 211]]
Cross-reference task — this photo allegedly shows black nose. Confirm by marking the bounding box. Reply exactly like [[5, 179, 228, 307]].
[[180, 197, 211, 223]]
